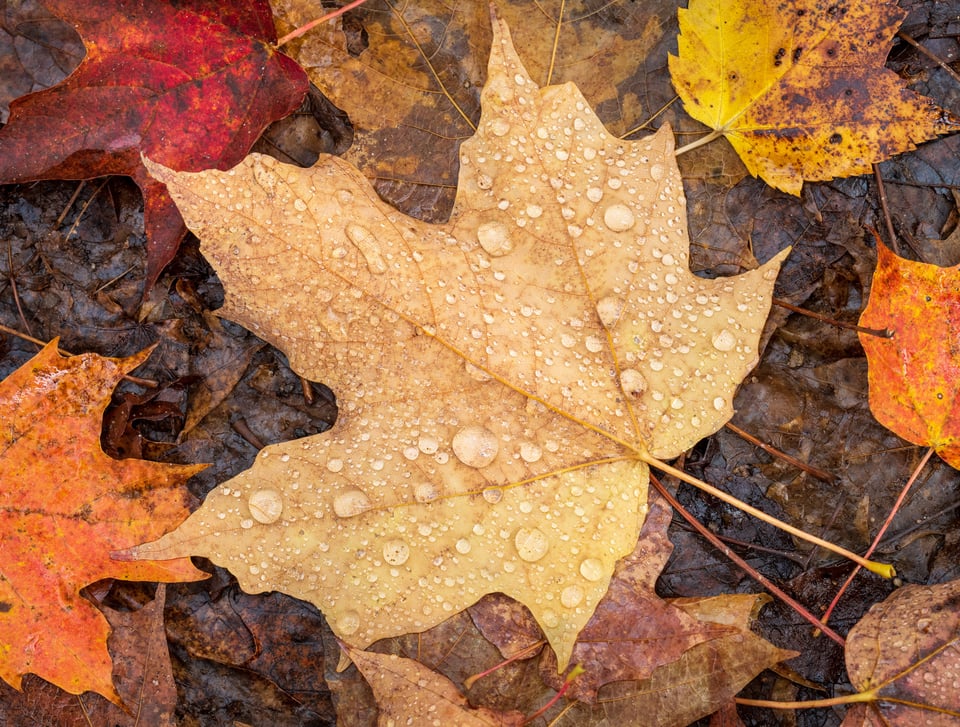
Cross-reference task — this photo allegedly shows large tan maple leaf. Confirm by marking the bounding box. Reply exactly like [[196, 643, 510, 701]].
[[131, 14, 787, 670]]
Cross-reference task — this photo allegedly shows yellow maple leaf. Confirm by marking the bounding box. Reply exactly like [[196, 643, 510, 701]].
[[669, 0, 954, 194], [130, 14, 786, 670]]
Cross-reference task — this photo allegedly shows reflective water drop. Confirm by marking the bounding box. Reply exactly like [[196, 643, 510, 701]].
[[452, 426, 499, 468], [490, 118, 511, 136], [455, 538, 472, 554], [414, 482, 440, 503], [586, 186, 603, 203], [418, 435, 439, 455], [477, 221, 514, 257], [620, 368, 647, 397], [604, 203, 635, 232], [337, 610, 361, 635], [382, 538, 410, 566], [579, 557, 604, 581], [650, 163, 666, 181], [333, 489, 372, 518], [526, 204, 543, 219], [326, 458, 344, 473], [482, 487, 503, 504], [519, 442, 542, 463], [713, 396, 725, 411], [596, 296, 624, 328], [293, 197, 307, 211], [541, 609, 560, 628], [711, 329, 737, 352], [514, 527, 549, 562], [561, 585, 584, 608], [585, 335, 604, 353], [345, 223, 387, 274], [248, 489, 283, 524]]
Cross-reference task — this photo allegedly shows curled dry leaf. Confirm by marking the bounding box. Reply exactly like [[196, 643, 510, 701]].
[[843, 579, 960, 726], [0, 342, 206, 702], [858, 244, 960, 468], [669, 0, 954, 194], [342, 644, 525, 727], [131, 14, 786, 670]]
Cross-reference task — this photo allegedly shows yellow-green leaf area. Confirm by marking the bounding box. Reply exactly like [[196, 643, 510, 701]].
[[669, 0, 952, 195]]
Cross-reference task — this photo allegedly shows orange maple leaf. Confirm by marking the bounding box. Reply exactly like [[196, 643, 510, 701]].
[[0, 341, 206, 702], [859, 244, 960, 468]]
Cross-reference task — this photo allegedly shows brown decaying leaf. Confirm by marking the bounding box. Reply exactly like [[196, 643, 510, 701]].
[[556, 594, 798, 727], [271, 0, 676, 217], [0, 341, 206, 701], [843, 579, 960, 726], [132, 13, 785, 672], [343, 644, 525, 727]]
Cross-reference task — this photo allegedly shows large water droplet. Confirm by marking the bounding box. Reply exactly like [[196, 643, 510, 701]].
[[561, 585, 584, 608], [414, 482, 440, 503], [455, 538, 472, 554], [620, 368, 647, 398], [477, 221, 514, 257], [345, 223, 387, 274], [541, 609, 560, 628], [579, 557, 604, 581], [452, 426, 499, 468], [519, 442, 542, 463], [418, 435, 439, 455], [333, 489, 372, 518], [248, 489, 283, 524], [596, 296, 624, 328], [514, 527, 549, 562], [603, 203, 636, 232], [490, 118, 511, 136], [711, 329, 737, 352], [337, 610, 361, 635], [382, 538, 410, 566], [482, 487, 503, 504]]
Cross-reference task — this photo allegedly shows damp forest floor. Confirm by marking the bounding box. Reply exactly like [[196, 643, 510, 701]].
[[3, 1, 960, 725]]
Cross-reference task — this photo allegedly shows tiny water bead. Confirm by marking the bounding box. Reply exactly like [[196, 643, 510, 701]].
[[248, 489, 283, 524], [452, 425, 499, 468]]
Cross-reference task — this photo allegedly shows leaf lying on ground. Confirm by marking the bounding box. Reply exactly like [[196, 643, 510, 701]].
[[0, 342, 206, 701], [131, 13, 786, 671], [858, 244, 960, 468], [271, 0, 674, 217], [555, 594, 798, 727], [0, 0, 307, 291], [343, 644, 525, 727], [842, 579, 960, 726], [669, 0, 954, 194]]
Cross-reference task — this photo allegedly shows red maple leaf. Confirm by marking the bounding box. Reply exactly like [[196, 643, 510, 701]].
[[0, 0, 308, 292], [0, 341, 207, 702]]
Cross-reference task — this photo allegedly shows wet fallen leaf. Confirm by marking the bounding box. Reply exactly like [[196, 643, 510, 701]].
[[555, 594, 798, 727], [272, 0, 674, 217], [0, 0, 307, 290], [342, 644, 525, 727], [843, 579, 960, 726], [131, 13, 786, 671], [669, 0, 953, 194], [0, 341, 206, 701], [858, 244, 960, 468]]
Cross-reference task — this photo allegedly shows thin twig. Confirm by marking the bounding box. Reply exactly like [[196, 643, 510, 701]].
[[64, 179, 109, 242], [725, 422, 837, 483], [773, 298, 892, 338], [55, 181, 85, 227], [0, 322, 158, 387], [820, 447, 936, 626], [275, 0, 370, 48], [650, 474, 845, 646], [872, 166, 899, 255], [7, 241, 33, 338], [897, 31, 960, 87]]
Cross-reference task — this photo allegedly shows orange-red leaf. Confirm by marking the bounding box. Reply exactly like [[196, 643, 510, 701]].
[[0, 0, 307, 290], [858, 244, 960, 468], [0, 341, 206, 702]]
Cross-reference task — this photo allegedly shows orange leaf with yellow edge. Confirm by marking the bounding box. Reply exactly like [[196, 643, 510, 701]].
[[859, 244, 960, 468], [0, 341, 206, 702], [669, 0, 954, 195]]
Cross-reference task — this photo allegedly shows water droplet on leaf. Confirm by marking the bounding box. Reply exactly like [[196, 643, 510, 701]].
[[514, 527, 549, 562], [248, 489, 283, 524], [333, 490, 372, 518], [452, 426, 499, 468]]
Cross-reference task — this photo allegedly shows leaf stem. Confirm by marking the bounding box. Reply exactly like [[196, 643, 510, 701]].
[[820, 446, 935, 625], [674, 129, 723, 156], [642, 453, 896, 578], [650, 475, 845, 646], [275, 0, 370, 48], [736, 690, 878, 710]]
